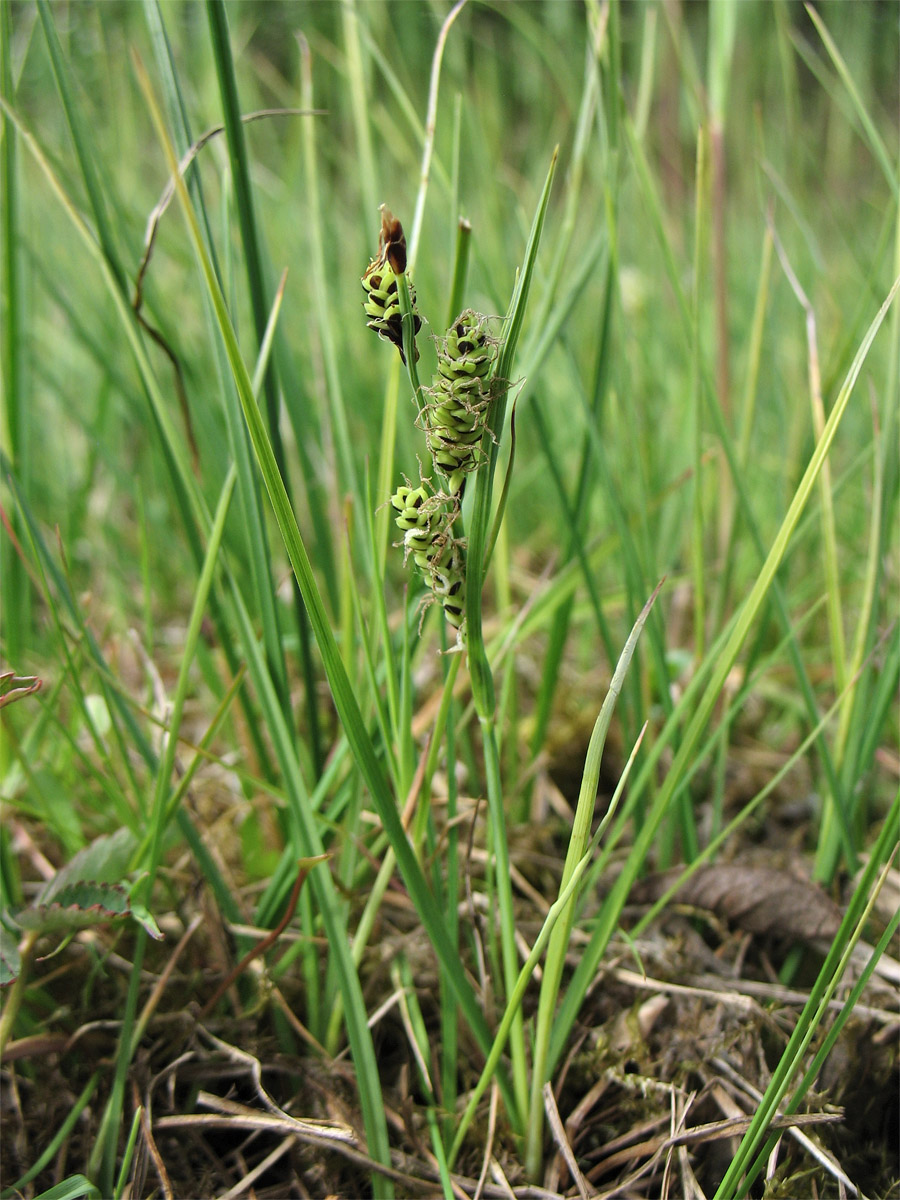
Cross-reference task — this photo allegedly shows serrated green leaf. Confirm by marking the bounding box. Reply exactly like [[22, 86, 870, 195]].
[[38, 829, 138, 905], [37, 830, 139, 902], [15, 882, 131, 934]]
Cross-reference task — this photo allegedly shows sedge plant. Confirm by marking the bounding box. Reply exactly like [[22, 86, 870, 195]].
[[2, 3, 898, 1196], [357, 171, 668, 1172]]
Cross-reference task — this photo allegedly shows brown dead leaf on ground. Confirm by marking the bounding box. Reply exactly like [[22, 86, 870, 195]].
[[630, 862, 843, 943]]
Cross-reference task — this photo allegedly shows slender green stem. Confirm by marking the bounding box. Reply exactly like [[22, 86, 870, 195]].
[[93, 928, 146, 1192], [413, 651, 463, 852], [446, 216, 472, 328], [0, 929, 38, 1054], [525, 584, 660, 1178], [298, 35, 359, 504], [690, 126, 708, 663], [1, 1070, 100, 1196], [396, 271, 424, 411], [113, 1106, 143, 1200], [0, 0, 28, 659], [481, 714, 528, 1128], [452, 148, 558, 1139]]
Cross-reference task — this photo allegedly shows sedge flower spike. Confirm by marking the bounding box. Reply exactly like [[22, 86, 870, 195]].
[[423, 309, 495, 494], [366, 214, 495, 645], [361, 207, 422, 364], [389, 483, 467, 636]]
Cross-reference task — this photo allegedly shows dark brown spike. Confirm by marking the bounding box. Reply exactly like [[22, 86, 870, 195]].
[[379, 205, 408, 275]]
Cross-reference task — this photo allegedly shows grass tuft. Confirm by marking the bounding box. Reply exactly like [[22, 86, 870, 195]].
[[1, 4, 897, 1197]]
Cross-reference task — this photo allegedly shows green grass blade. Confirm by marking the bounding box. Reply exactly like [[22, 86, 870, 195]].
[[342, 0, 379, 224], [525, 583, 660, 1177], [804, 3, 898, 197], [1, 90, 277, 777], [35, 0, 125, 290], [143, 0, 220, 269], [466, 147, 558, 714], [135, 50, 515, 1117], [0, 0, 29, 660], [712, 791, 900, 1198], [205, 0, 294, 716], [0, 1072, 100, 1196], [225, 568, 395, 1195], [141, 466, 236, 882], [624, 109, 857, 869], [630, 621, 880, 941], [406, 0, 466, 267], [451, 846, 594, 1168], [4, 466, 155, 791], [29, 1178, 100, 1200], [187, 1, 334, 696], [96, 467, 236, 1192], [298, 35, 359, 506], [690, 127, 709, 661], [548, 271, 900, 1072]]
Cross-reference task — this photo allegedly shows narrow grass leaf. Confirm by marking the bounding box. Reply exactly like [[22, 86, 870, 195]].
[[804, 4, 898, 197], [713, 793, 900, 1198], [35, 0, 124, 289], [133, 49, 515, 1121], [467, 147, 558, 712], [0, 0, 29, 659], [30, 1179, 100, 1200], [624, 108, 858, 870], [549, 271, 900, 1070], [525, 583, 660, 1176]]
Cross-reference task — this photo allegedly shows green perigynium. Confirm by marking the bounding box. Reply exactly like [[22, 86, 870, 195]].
[[423, 309, 496, 495], [428, 537, 466, 630], [389, 482, 467, 633], [390, 483, 451, 571]]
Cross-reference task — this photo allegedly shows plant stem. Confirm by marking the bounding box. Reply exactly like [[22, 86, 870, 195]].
[[0, 929, 37, 1054], [480, 710, 528, 1129]]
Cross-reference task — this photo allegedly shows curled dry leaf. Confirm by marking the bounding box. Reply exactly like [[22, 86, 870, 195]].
[[0, 670, 42, 709], [632, 863, 842, 943]]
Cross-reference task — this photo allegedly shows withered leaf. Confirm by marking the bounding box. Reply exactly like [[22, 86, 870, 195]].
[[632, 864, 842, 943]]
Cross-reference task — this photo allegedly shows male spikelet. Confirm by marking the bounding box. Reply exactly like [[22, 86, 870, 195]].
[[361, 207, 422, 364]]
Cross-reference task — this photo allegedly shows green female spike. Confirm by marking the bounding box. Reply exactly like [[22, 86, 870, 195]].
[[423, 310, 496, 494]]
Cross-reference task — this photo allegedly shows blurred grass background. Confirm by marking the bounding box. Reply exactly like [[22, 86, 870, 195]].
[[1, 1, 898, 1195], [4, 0, 895, 627]]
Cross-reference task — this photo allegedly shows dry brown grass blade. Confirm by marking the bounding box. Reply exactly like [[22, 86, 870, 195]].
[[155, 1099, 573, 1199], [586, 1110, 844, 1179], [543, 1081, 594, 1200], [137, 1081, 173, 1200], [473, 1081, 500, 1200], [200, 857, 325, 1018]]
